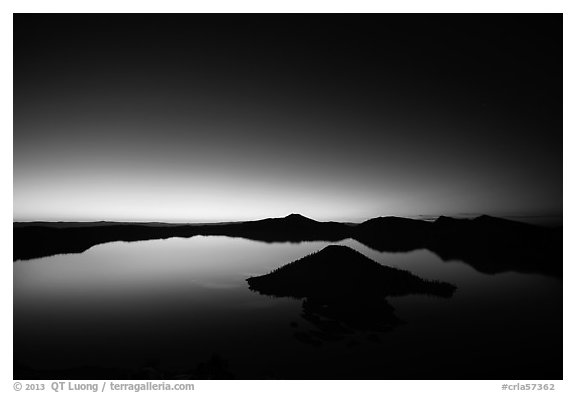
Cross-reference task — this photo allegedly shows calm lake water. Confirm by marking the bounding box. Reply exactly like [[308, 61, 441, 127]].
[[13, 236, 562, 379]]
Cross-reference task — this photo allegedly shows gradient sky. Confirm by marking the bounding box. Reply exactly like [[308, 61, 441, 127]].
[[13, 14, 562, 222]]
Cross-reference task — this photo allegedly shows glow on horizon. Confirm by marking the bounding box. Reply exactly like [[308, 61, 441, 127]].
[[13, 142, 561, 224], [13, 181, 560, 224]]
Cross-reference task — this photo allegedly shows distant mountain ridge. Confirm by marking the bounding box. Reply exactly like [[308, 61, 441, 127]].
[[13, 213, 561, 276]]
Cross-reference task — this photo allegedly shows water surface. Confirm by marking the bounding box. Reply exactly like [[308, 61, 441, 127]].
[[14, 236, 562, 379]]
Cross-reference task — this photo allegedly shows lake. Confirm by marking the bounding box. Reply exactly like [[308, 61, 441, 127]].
[[13, 236, 562, 379]]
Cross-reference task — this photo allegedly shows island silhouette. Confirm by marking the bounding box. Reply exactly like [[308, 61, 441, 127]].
[[14, 213, 561, 276], [247, 245, 456, 342]]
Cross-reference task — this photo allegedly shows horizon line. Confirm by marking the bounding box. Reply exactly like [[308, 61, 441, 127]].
[[12, 212, 564, 225]]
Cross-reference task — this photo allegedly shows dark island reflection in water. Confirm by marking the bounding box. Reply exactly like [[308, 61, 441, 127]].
[[14, 236, 562, 379]]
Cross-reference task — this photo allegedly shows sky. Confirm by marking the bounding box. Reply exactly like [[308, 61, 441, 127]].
[[13, 14, 562, 222]]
